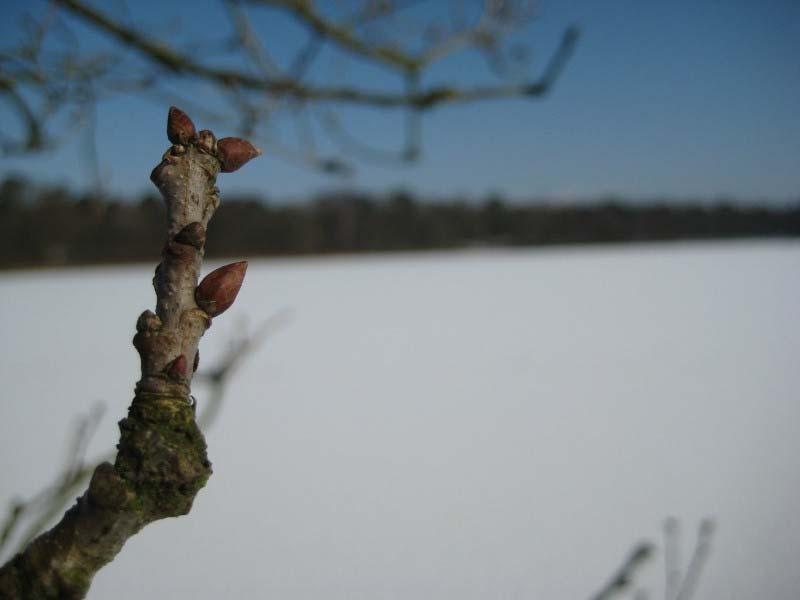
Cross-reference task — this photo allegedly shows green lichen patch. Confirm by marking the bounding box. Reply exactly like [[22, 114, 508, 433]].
[[114, 396, 211, 521]]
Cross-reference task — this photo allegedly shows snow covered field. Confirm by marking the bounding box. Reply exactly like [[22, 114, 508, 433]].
[[1, 240, 798, 599]]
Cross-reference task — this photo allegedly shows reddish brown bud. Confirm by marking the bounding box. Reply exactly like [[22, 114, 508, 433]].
[[167, 354, 188, 379], [175, 222, 206, 250], [197, 129, 217, 154], [193, 351, 199, 373], [195, 261, 248, 317], [167, 106, 197, 146], [217, 137, 262, 173]]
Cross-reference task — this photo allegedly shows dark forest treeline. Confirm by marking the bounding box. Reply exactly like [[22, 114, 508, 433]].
[[1, 176, 798, 268]]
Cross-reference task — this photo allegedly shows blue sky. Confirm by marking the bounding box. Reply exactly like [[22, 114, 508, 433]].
[[1, 0, 799, 202]]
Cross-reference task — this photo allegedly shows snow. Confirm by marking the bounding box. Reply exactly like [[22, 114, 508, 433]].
[[1, 240, 798, 599]]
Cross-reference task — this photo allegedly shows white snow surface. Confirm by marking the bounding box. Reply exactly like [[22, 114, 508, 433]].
[[1, 240, 798, 599]]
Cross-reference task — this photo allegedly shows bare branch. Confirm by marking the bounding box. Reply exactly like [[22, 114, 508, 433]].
[[53, 0, 578, 109], [0, 107, 260, 599], [224, 0, 282, 77], [15, 406, 105, 551], [196, 308, 293, 388], [0, 76, 46, 153], [415, 0, 533, 68], [318, 108, 416, 166], [675, 519, 715, 600], [245, 130, 355, 174], [589, 542, 654, 600], [0, 504, 24, 558], [664, 517, 681, 600], [4, 1, 576, 169], [0, 309, 289, 566], [250, 0, 420, 71], [287, 32, 324, 79]]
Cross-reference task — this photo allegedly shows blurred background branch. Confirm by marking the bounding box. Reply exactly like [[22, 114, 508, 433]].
[[668, 517, 716, 600], [587, 517, 715, 600], [0, 0, 578, 174], [589, 542, 653, 600]]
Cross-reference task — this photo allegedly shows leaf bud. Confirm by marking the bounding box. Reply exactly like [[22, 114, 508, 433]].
[[195, 261, 248, 317], [217, 137, 262, 173], [167, 106, 198, 146]]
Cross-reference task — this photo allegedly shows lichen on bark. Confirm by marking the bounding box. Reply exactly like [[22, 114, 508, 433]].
[[0, 107, 259, 600]]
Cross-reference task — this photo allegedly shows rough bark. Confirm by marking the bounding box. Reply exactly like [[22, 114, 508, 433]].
[[0, 108, 258, 599]]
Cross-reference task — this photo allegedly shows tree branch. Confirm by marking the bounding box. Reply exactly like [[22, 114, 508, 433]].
[[0, 76, 45, 153], [53, 0, 578, 110], [0, 107, 260, 599], [0, 311, 288, 566], [5, 1, 577, 171], [674, 519, 714, 600], [251, 0, 420, 71], [589, 542, 654, 600], [224, 0, 282, 77]]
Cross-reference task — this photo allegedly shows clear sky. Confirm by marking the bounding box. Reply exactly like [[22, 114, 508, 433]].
[[1, 0, 799, 203]]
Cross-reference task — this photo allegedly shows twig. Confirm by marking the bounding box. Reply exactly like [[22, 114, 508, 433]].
[[249, 0, 420, 71], [0, 77, 45, 153], [5, 1, 578, 170], [195, 308, 294, 429], [53, 0, 578, 110], [0, 309, 288, 564], [224, 0, 282, 77], [664, 517, 681, 600], [0, 106, 259, 599], [589, 542, 654, 600], [675, 519, 714, 600]]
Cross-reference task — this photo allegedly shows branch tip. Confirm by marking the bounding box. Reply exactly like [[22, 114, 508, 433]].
[[167, 106, 197, 146]]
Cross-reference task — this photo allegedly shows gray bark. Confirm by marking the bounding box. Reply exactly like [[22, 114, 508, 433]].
[[0, 111, 256, 599]]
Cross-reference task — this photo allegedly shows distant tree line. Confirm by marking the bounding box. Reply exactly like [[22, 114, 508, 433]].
[[1, 176, 798, 268]]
